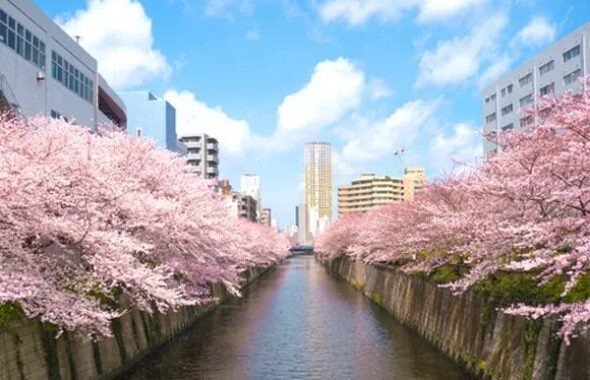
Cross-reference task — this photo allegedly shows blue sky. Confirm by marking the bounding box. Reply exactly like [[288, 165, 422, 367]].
[[35, 0, 590, 227]]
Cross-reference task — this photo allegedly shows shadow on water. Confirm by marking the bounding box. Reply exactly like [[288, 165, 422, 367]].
[[119, 256, 474, 380]]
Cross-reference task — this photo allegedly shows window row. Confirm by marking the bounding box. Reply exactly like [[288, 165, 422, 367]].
[[501, 84, 513, 97], [539, 60, 554, 76], [501, 104, 513, 116], [564, 69, 581, 85], [51, 51, 94, 103], [519, 73, 532, 87], [563, 45, 580, 62], [0, 8, 46, 70], [520, 94, 533, 107], [484, 93, 496, 104]]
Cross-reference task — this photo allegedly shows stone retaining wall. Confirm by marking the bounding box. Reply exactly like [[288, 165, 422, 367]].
[[319, 256, 590, 380], [0, 266, 270, 380]]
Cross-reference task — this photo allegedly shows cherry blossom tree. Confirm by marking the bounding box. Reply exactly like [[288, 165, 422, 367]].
[[317, 78, 590, 342], [0, 115, 288, 336]]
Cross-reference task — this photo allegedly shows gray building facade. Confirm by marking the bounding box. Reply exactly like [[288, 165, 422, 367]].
[[0, 0, 125, 128], [482, 21, 589, 154], [179, 134, 219, 179]]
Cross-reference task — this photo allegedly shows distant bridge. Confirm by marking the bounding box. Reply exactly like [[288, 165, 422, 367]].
[[289, 245, 314, 256]]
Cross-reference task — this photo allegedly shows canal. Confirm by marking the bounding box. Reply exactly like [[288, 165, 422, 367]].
[[120, 256, 471, 380]]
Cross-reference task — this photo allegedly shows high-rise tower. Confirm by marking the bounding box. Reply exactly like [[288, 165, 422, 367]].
[[304, 142, 332, 222]]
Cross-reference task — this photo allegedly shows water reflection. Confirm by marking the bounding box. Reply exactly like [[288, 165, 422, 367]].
[[119, 256, 471, 380]]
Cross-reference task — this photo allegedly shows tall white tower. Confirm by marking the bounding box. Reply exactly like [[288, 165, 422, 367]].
[[304, 142, 332, 222]]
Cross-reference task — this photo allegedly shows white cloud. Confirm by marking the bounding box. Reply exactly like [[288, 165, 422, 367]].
[[428, 122, 481, 173], [367, 78, 393, 99], [58, 0, 171, 90], [338, 99, 439, 169], [164, 90, 253, 156], [318, 0, 485, 26], [512, 16, 556, 48], [272, 58, 365, 147], [416, 13, 507, 87]]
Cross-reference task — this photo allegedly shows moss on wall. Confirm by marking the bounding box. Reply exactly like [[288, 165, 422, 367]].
[[319, 255, 586, 380], [41, 323, 62, 380]]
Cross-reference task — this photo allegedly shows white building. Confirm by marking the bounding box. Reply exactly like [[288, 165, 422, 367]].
[[482, 21, 590, 154], [240, 174, 261, 214], [179, 134, 219, 179], [296, 203, 310, 245], [0, 0, 125, 127]]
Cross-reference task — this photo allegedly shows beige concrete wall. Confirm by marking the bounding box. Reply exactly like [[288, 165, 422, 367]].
[[319, 256, 590, 380]]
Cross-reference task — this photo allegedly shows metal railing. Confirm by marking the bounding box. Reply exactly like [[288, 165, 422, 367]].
[[0, 73, 23, 119]]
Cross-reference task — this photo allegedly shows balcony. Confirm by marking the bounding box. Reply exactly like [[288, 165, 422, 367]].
[[207, 141, 219, 151]]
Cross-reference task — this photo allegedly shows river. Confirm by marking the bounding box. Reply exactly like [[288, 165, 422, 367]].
[[120, 256, 471, 380]]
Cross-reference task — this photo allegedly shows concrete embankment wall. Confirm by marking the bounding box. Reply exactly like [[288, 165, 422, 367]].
[[0, 266, 270, 380], [319, 256, 590, 380]]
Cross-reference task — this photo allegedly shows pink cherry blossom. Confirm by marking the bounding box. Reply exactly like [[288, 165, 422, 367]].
[[317, 77, 590, 343], [0, 115, 289, 336]]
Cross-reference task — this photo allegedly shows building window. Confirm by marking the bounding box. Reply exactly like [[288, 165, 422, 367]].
[[501, 123, 514, 131], [0, 8, 46, 70], [485, 112, 496, 123], [501, 104, 513, 116], [501, 88, 506, 97], [519, 94, 533, 107], [563, 45, 580, 62], [51, 51, 94, 103], [564, 69, 581, 85], [519, 73, 533, 87], [539, 60, 554, 75], [540, 83, 554, 96], [507, 84, 513, 94]]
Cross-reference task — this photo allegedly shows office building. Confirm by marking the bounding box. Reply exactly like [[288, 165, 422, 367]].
[[120, 91, 185, 154], [482, 21, 590, 154], [304, 142, 332, 222], [179, 134, 219, 179], [338, 167, 427, 215], [241, 174, 261, 214], [0, 0, 125, 127]]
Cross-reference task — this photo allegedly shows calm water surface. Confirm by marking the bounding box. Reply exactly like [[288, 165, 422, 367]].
[[120, 256, 471, 380]]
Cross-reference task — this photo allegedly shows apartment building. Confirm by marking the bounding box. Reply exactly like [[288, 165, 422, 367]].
[[338, 168, 426, 215], [180, 134, 219, 179], [482, 21, 589, 154], [0, 0, 125, 127]]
